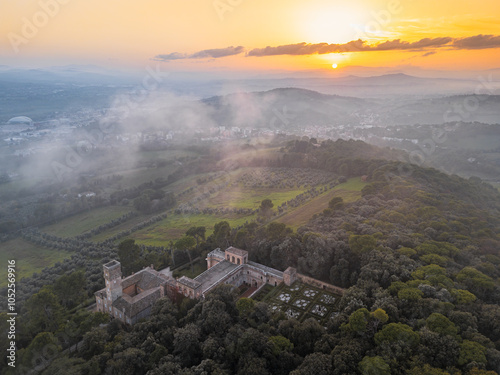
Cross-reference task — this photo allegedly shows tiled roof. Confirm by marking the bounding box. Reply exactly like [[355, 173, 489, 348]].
[[113, 287, 162, 317], [121, 267, 171, 290], [137, 270, 166, 290], [177, 276, 202, 289], [121, 272, 143, 289]]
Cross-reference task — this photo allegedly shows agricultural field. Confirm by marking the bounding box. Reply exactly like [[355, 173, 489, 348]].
[[89, 211, 167, 242], [183, 167, 337, 210], [42, 205, 132, 238], [99, 164, 178, 192], [207, 187, 305, 209], [254, 281, 342, 326], [277, 177, 365, 228], [7, 165, 364, 285], [33, 167, 352, 246], [0, 238, 70, 287], [131, 212, 253, 246]]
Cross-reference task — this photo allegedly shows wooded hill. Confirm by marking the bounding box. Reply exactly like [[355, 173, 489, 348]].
[[2, 139, 500, 375]]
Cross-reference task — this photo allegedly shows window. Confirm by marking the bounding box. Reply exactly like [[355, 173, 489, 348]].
[[105, 303, 107, 308], [113, 280, 116, 284], [120, 313, 122, 318], [109, 307, 111, 312], [237, 258, 240, 265]]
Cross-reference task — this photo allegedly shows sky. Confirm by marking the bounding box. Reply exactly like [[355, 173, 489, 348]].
[[1, 0, 500, 75]]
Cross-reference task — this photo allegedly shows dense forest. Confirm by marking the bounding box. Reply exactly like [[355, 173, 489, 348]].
[[2, 139, 500, 374]]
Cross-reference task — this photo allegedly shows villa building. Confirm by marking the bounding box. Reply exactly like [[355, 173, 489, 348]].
[[95, 246, 343, 324]]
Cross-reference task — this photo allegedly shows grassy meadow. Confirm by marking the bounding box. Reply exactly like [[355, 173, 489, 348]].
[[0, 238, 70, 287], [42, 205, 132, 238]]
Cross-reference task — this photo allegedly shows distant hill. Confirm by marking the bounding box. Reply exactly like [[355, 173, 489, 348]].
[[202, 88, 500, 128], [202, 88, 371, 129]]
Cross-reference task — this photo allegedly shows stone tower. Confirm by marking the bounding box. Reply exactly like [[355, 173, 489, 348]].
[[283, 267, 297, 286], [103, 260, 122, 303]]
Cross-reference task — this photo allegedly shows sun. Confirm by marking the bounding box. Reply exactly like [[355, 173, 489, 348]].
[[299, 4, 367, 44], [332, 63, 338, 69]]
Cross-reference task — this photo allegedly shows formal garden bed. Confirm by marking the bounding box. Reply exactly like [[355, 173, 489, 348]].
[[252, 281, 342, 325]]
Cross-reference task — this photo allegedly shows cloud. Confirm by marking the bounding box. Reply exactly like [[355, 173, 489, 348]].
[[153, 35, 500, 61], [154, 52, 188, 61], [421, 51, 437, 57], [373, 37, 452, 51], [453, 34, 500, 49], [247, 37, 453, 56], [155, 46, 244, 61]]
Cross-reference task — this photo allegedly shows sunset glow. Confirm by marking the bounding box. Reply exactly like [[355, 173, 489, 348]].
[[1, 0, 499, 73]]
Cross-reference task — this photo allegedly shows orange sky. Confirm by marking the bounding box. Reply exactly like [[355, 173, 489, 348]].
[[1, 0, 499, 72]]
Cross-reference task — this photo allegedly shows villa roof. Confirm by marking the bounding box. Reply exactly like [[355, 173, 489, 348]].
[[207, 248, 225, 260], [121, 267, 171, 290], [247, 261, 284, 278], [225, 246, 248, 257], [113, 287, 162, 317], [195, 260, 240, 293], [177, 276, 202, 290]]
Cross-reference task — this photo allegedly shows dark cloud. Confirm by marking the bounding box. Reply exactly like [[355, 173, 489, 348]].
[[154, 52, 188, 61], [453, 34, 500, 49], [190, 46, 245, 58], [373, 37, 452, 51], [421, 51, 437, 57], [155, 46, 244, 61]]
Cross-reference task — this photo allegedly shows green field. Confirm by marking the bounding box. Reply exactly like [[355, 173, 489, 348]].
[[131, 213, 255, 246], [207, 186, 306, 209], [0, 238, 71, 287], [90, 211, 168, 242], [277, 177, 365, 228], [3, 164, 364, 284], [42, 205, 132, 238]]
